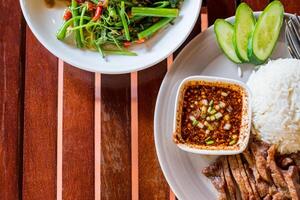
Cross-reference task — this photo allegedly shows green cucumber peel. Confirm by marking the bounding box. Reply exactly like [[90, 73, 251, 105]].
[[247, 1, 284, 65], [214, 19, 242, 64], [233, 2, 256, 62]]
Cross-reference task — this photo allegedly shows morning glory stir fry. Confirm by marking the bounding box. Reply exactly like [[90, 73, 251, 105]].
[[56, 0, 183, 57]]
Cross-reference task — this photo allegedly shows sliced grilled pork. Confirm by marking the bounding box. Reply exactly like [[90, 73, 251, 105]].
[[280, 157, 294, 169], [250, 142, 272, 183], [221, 156, 236, 200], [236, 155, 259, 200], [291, 153, 300, 172], [267, 145, 288, 190], [272, 191, 290, 200], [243, 148, 270, 198], [263, 194, 272, 200], [202, 159, 228, 200], [283, 166, 300, 200], [243, 161, 261, 199], [228, 156, 249, 199]]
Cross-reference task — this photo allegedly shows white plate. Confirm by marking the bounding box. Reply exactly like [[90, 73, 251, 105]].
[[19, 0, 202, 74], [154, 13, 291, 200]]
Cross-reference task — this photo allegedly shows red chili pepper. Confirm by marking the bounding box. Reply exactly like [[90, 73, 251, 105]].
[[123, 41, 132, 48], [87, 2, 95, 11], [135, 38, 145, 44], [63, 9, 72, 21], [92, 5, 103, 21]]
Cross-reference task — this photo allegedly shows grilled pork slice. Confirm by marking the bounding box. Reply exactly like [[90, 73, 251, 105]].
[[236, 155, 259, 200], [202, 159, 228, 200], [243, 160, 261, 199], [228, 156, 249, 199], [263, 194, 272, 200], [291, 153, 300, 172], [283, 166, 300, 200], [221, 156, 236, 200], [272, 191, 290, 200], [267, 145, 288, 190], [243, 149, 270, 198], [280, 157, 294, 169], [250, 142, 272, 183]]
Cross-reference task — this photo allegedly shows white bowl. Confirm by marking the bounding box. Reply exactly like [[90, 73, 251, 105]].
[[173, 76, 252, 155], [19, 0, 202, 74]]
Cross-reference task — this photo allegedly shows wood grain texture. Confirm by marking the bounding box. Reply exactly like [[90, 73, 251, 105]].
[[137, 5, 202, 200], [0, 2, 23, 200], [207, 0, 236, 25], [101, 74, 131, 200], [174, 7, 202, 57], [280, 0, 300, 14], [242, 0, 269, 11], [138, 62, 168, 200], [62, 65, 95, 200], [23, 28, 57, 200]]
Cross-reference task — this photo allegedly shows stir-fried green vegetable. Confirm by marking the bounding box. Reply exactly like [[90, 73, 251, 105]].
[[56, 0, 183, 58]]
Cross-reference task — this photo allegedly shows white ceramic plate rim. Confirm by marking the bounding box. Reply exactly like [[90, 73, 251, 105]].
[[154, 12, 293, 200], [19, 0, 202, 74]]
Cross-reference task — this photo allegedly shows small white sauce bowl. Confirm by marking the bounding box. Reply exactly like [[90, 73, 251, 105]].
[[173, 76, 252, 155]]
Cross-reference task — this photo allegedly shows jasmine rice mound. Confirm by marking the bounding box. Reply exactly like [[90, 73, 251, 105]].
[[247, 59, 300, 154]]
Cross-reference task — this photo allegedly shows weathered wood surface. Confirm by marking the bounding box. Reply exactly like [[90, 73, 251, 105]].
[[62, 65, 95, 200], [1, 1, 300, 200], [23, 28, 57, 200], [101, 74, 132, 200], [0, 2, 23, 200]]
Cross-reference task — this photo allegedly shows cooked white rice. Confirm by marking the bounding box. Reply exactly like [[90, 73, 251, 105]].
[[247, 59, 300, 154]]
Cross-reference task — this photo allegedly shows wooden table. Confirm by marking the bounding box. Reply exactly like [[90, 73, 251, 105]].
[[0, 0, 299, 199]]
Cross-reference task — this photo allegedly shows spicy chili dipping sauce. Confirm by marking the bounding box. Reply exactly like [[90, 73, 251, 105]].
[[173, 78, 251, 152]]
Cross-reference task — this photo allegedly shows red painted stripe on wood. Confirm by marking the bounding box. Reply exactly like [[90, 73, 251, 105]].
[[131, 72, 139, 200], [169, 190, 176, 200], [167, 55, 173, 70], [201, 7, 208, 31], [62, 65, 95, 200], [57, 59, 64, 200], [23, 28, 57, 200], [95, 73, 101, 200]]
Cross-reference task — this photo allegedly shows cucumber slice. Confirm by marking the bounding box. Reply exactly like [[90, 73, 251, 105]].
[[248, 1, 284, 64], [214, 19, 242, 64], [233, 3, 255, 62]]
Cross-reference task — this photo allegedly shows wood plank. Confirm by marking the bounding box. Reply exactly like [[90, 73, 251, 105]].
[[138, 62, 168, 200], [0, 2, 23, 200], [174, 8, 202, 57], [23, 28, 57, 200], [62, 65, 95, 200], [242, 0, 269, 11], [137, 6, 202, 200], [101, 74, 131, 200], [207, 0, 236, 25], [280, 0, 300, 14]]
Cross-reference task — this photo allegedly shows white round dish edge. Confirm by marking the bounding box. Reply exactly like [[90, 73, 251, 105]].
[[154, 12, 292, 200], [19, 0, 202, 74]]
